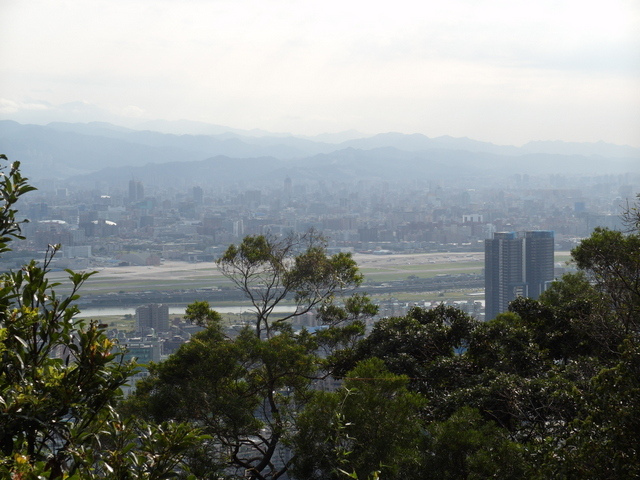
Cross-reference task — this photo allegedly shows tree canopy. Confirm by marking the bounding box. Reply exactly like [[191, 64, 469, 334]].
[[0, 156, 204, 479], [4, 149, 639, 479], [216, 230, 365, 338], [129, 215, 640, 479]]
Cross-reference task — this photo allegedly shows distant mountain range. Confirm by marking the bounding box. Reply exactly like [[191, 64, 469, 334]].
[[0, 120, 638, 188]]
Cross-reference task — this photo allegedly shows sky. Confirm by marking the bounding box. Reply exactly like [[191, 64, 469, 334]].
[[1, 0, 639, 146]]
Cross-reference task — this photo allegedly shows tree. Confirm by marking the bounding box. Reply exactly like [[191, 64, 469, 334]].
[[622, 192, 640, 232], [425, 407, 526, 480], [313, 222, 640, 478], [331, 305, 477, 397], [0, 155, 203, 479], [559, 339, 640, 479], [184, 300, 222, 327], [127, 229, 376, 480], [127, 321, 319, 480], [332, 304, 589, 468], [571, 227, 640, 333], [290, 358, 425, 480], [509, 277, 621, 363], [217, 230, 364, 338]]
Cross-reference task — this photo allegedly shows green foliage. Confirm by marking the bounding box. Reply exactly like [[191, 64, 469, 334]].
[[127, 231, 375, 479], [467, 312, 547, 376], [0, 154, 37, 255], [0, 415, 207, 480], [290, 358, 425, 480], [425, 407, 525, 480], [332, 304, 477, 395], [328, 217, 640, 476], [542, 339, 640, 480], [512, 284, 621, 362], [0, 155, 202, 479], [218, 210, 640, 478], [571, 227, 640, 333], [317, 293, 379, 327], [217, 230, 367, 338], [67, 416, 207, 480], [127, 323, 319, 479], [121, 195, 640, 478], [184, 300, 222, 327]]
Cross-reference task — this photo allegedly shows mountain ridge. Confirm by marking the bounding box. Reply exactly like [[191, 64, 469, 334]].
[[1, 120, 638, 186]]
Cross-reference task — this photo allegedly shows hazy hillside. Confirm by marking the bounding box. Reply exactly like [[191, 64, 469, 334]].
[[1, 120, 638, 187], [64, 148, 640, 191]]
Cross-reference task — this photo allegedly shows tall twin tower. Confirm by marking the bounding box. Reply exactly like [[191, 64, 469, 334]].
[[485, 231, 554, 320]]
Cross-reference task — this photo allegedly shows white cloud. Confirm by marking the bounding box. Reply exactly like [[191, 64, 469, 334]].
[[120, 105, 147, 119], [0, 0, 638, 145], [0, 99, 50, 114]]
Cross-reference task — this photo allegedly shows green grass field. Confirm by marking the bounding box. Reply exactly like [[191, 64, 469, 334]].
[[360, 261, 484, 282], [51, 251, 571, 305]]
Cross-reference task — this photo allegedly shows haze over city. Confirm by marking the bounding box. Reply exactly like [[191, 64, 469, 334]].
[[2, 0, 639, 147], [3, 1, 640, 478]]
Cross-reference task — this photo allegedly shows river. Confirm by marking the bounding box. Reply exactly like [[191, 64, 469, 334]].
[[77, 305, 298, 317]]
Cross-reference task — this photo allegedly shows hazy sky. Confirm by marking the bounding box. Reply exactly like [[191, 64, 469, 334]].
[[1, 0, 639, 146]]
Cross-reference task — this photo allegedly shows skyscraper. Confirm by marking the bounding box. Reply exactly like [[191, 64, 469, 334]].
[[485, 231, 554, 320], [135, 303, 170, 333], [128, 179, 144, 203], [524, 230, 555, 299]]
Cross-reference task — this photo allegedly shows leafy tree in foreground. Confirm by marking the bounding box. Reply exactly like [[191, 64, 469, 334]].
[[129, 194, 640, 479], [571, 226, 640, 333], [217, 230, 366, 338], [560, 339, 640, 479], [128, 321, 319, 480], [184, 300, 223, 327], [331, 216, 640, 477], [331, 304, 477, 411], [290, 358, 425, 480], [128, 231, 377, 479], [425, 407, 526, 480], [530, 273, 618, 361], [0, 155, 203, 479]]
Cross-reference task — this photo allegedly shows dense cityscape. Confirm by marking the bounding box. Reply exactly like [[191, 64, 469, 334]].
[[11, 168, 635, 269]]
